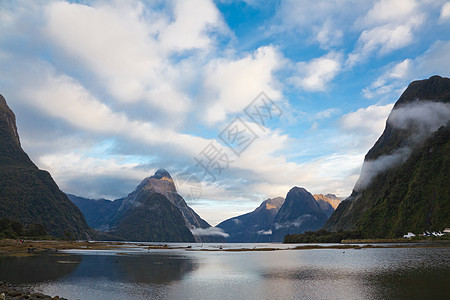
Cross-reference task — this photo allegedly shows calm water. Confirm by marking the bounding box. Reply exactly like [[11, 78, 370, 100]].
[[1, 243, 449, 300]]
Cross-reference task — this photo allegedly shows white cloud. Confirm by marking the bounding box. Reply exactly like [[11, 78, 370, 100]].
[[440, 2, 450, 21], [314, 19, 344, 49], [359, 0, 420, 26], [362, 59, 411, 99], [160, 0, 226, 51], [272, 0, 369, 49], [39, 151, 149, 199], [291, 52, 343, 91], [191, 227, 229, 237], [315, 108, 340, 119], [43, 0, 228, 122], [5, 56, 213, 160], [355, 147, 411, 191], [388, 101, 450, 136], [347, 0, 425, 66], [339, 103, 394, 150], [203, 46, 283, 124]]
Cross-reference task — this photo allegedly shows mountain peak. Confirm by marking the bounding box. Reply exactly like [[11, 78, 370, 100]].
[[151, 168, 172, 180], [395, 75, 450, 108], [137, 169, 176, 195], [272, 186, 328, 241], [289, 186, 308, 194]]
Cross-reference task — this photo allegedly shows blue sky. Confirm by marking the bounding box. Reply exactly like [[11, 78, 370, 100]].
[[0, 0, 449, 225]]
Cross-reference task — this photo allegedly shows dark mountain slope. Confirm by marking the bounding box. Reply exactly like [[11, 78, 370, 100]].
[[67, 194, 122, 231], [272, 187, 328, 241], [125, 169, 210, 229], [216, 197, 284, 242], [112, 192, 195, 242], [0, 95, 91, 239]]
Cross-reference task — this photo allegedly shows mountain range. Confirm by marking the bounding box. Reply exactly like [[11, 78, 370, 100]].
[[325, 75, 450, 237], [217, 190, 340, 242], [216, 197, 284, 242]]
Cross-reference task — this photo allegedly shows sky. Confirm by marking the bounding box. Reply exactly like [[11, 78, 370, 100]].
[[0, 0, 449, 226]]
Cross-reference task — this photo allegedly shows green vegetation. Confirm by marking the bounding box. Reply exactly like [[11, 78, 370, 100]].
[[356, 125, 449, 237], [284, 228, 450, 244], [284, 229, 364, 243], [327, 125, 450, 238], [0, 218, 48, 239]]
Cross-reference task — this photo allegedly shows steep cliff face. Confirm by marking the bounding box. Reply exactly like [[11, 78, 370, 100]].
[[0, 95, 91, 239], [216, 197, 284, 242], [271, 187, 328, 241], [325, 76, 450, 237]]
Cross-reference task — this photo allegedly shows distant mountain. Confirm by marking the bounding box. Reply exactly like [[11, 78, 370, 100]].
[[0, 94, 91, 239], [216, 197, 284, 242], [120, 169, 210, 230], [110, 190, 195, 242], [325, 76, 450, 237], [66, 194, 122, 231], [271, 187, 328, 241], [313, 194, 341, 217], [69, 169, 215, 242]]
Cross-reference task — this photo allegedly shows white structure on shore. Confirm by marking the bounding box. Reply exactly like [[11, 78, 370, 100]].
[[403, 232, 416, 238]]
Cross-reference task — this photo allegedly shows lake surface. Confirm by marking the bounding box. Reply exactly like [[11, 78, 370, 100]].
[[1, 243, 449, 299]]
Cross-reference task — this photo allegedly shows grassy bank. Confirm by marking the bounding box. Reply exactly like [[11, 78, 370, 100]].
[[0, 239, 127, 257]]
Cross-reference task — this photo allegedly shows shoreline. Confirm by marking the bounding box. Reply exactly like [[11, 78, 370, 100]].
[[1, 239, 449, 256]]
